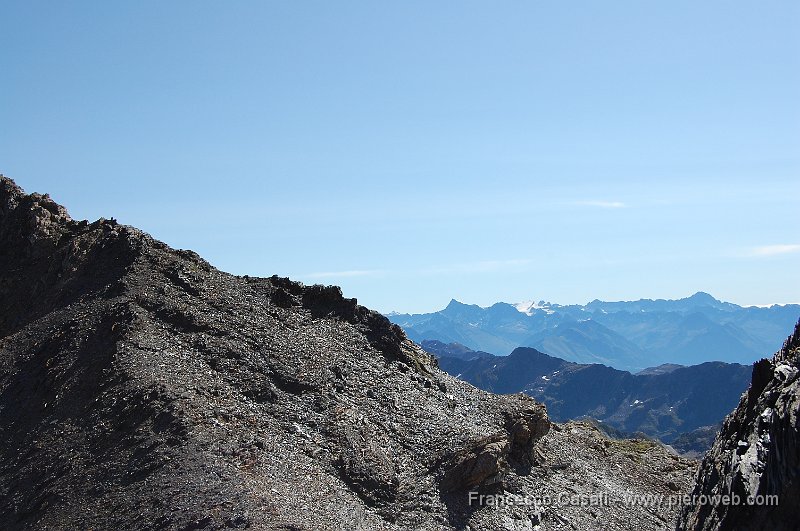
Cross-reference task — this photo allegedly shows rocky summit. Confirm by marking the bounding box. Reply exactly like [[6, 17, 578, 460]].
[[0, 175, 697, 530]]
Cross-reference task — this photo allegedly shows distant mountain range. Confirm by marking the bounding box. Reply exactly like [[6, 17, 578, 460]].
[[388, 292, 800, 371], [423, 340, 752, 447]]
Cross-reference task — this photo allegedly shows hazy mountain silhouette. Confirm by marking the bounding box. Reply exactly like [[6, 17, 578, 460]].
[[391, 295, 799, 371], [425, 342, 751, 446]]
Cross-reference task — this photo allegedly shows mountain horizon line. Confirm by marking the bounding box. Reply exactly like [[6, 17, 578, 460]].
[[388, 290, 800, 371], [387, 291, 800, 317]]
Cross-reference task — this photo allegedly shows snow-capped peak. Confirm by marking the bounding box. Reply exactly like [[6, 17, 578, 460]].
[[514, 300, 555, 315]]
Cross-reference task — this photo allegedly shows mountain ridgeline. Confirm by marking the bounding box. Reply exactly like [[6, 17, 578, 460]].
[[2, 175, 797, 531], [0, 177, 703, 530], [424, 340, 752, 448], [390, 296, 800, 372]]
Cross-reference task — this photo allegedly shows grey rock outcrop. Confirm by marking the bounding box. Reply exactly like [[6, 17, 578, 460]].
[[678, 320, 800, 530], [440, 406, 549, 493]]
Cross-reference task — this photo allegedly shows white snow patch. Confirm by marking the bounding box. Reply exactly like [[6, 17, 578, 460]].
[[513, 300, 555, 315]]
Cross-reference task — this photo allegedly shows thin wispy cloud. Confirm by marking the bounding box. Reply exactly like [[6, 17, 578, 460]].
[[744, 244, 800, 257], [571, 200, 627, 209]]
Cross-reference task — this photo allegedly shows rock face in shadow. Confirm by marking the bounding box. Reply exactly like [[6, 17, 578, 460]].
[[678, 320, 800, 531], [0, 176, 695, 530]]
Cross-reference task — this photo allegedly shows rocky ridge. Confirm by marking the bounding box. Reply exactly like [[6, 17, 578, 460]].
[[678, 320, 800, 530], [0, 176, 694, 530]]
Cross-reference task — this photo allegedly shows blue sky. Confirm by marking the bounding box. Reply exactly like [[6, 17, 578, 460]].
[[2, 1, 798, 313]]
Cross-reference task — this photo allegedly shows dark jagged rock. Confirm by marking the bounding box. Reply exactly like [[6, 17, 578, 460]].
[[0, 176, 695, 530], [678, 320, 800, 530]]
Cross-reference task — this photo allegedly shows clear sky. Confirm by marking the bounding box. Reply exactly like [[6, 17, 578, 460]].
[[2, 1, 799, 313]]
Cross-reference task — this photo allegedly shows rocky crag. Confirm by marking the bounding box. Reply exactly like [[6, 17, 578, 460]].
[[678, 321, 800, 530], [0, 176, 694, 530]]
